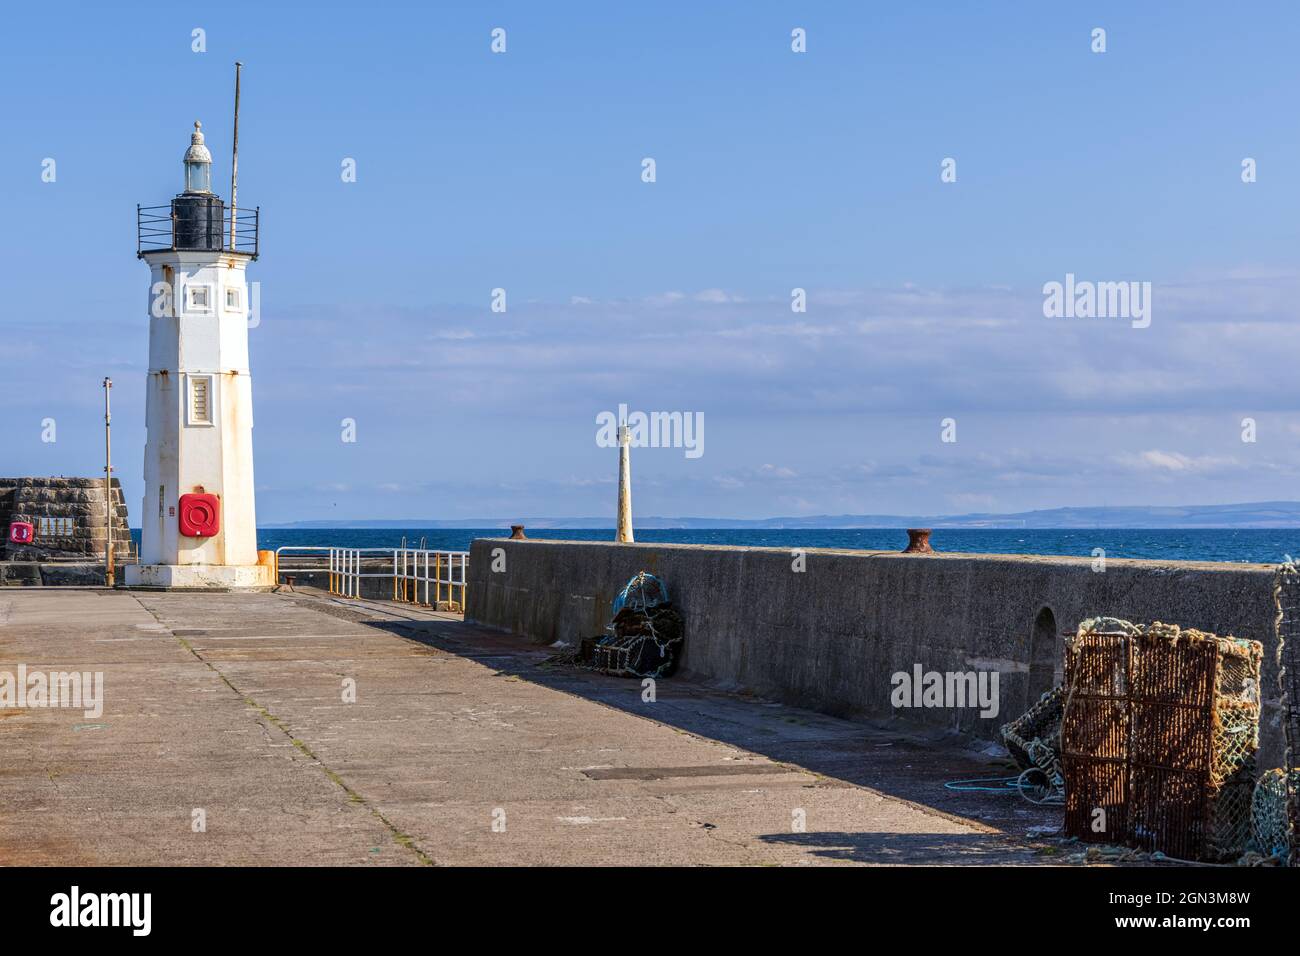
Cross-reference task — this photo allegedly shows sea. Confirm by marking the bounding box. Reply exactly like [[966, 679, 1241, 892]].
[[185, 528, 1300, 565]]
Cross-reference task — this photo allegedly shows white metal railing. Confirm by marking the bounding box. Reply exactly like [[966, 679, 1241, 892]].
[[390, 548, 469, 609], [273, 545, 334, 583], [272, 545, 468, 610]]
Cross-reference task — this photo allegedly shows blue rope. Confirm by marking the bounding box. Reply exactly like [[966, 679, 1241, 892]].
[[944, 775, 1037, 793]]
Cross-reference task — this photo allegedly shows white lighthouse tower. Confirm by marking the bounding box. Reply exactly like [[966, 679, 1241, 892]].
[[124, 120, 271, 589]]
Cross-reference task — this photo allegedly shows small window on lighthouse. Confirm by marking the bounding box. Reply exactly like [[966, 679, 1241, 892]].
[[187, 284, 212, 312], [225, 287, 242, 310], [188, 375, 214, 426]]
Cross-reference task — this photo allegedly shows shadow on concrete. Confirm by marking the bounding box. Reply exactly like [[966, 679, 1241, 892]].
[[757, 830, 1045, 866], [358, 611, 1064, 859]]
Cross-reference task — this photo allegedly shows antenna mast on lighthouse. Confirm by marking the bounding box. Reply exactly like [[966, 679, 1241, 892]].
[[228, 61, 243, 249]]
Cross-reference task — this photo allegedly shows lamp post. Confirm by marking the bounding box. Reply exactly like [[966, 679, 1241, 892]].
[[616, 421, 634, 543], [103, 376, 114, 587]]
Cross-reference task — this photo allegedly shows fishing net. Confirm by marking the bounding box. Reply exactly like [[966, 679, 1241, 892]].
[[581, 572, 685, 678], [611, 571, 669, 617], [1062, 618, 1262, 862], [1250, 768, 1299, 860], [1001, 686, 1065, 803], [1273, 561, 1300, 864]]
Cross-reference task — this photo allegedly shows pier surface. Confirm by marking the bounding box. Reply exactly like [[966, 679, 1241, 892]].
[[0, 589, 1057, 866]]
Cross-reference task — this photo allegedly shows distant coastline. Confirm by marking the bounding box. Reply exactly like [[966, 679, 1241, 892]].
[[261, 501, 1300, 531], [215, 527, 1300, 565]]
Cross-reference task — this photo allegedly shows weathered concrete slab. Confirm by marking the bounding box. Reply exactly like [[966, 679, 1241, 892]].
[[0, 588, 1054, 865], [0, 590, 404, 865]]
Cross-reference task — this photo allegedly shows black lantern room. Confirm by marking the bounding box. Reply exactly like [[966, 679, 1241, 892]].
[[137, 120, 259, 258], [172, 121, 224, 251]]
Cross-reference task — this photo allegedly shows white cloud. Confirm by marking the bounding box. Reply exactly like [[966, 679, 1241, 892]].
[[1127, 450, 1239, 474], [12, 271, 1300, 520], [693, 288, 737, 304]]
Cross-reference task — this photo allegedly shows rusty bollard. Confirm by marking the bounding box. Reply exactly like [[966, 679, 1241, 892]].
[[509, 525, 526, 540], [902, 529, 934, 553]]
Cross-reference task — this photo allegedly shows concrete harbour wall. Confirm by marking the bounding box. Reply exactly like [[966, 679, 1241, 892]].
[[0, 562, 109, 587], [465, 538, 1285, 766]]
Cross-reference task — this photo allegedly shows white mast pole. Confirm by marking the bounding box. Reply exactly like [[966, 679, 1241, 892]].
[[229, 61, 242, 249]]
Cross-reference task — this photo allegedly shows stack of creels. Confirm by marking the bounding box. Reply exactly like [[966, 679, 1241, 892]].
[[1062, 618, 1262, 863], [581, 572, 685, 679]]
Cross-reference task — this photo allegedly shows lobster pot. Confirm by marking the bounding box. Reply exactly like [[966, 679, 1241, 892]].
[[1002, 686, 1064, 776], [588, 604, 685, 678], [1062, 622, 1262, 862], [590, 635, 658, 677]]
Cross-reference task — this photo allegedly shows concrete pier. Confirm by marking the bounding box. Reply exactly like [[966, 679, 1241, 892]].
[[0, 587, 1054, 865]]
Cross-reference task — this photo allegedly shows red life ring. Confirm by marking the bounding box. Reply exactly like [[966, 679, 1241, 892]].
[[8, 521, 34, 544], [178, 493, 220, 537]]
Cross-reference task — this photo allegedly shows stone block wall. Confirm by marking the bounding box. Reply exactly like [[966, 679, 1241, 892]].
[[0, 478, 131, 561]]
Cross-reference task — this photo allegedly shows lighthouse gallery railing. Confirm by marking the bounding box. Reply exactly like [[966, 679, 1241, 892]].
[[137, 204, 260, 258]]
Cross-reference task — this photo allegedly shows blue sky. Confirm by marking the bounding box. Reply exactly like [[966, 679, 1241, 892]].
[[3, 1, 1298, 522]]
